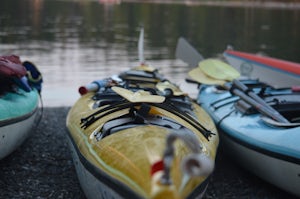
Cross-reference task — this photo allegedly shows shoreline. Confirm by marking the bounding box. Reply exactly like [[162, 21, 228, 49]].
[[0, 107, 298, 198], [121, 0, 300, 9]]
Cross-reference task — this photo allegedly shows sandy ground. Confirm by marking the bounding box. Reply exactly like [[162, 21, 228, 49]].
[[0, 107, 298, 199]]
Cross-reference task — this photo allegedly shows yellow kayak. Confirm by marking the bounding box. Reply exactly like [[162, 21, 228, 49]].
[[66, 66, 219, 199]]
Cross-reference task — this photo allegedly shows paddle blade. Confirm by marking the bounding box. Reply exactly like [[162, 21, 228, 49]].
[[175, 37, 204, 67], [138, 27, 145, 64], [133, 64, 157, 72], [112, 86, 165, 103], [199, 59, 240, 81], [188, 67, 226, 85], [156, 81, 186, 96]]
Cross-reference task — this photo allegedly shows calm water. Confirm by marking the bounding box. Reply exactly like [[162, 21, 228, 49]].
[[1, 0, 300, 106]]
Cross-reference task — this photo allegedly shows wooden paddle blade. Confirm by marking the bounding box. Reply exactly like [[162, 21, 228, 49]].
[[112, 86, 165, 103], [133, 64, 157, 72], [188, 67, 226, 85], [199, 59, 240, 81], [175, 37, 204, 67]]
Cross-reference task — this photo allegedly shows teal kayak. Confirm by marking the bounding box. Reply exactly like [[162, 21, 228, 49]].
[[0, 56, 42, 160], [0, 88, 39, 122], [0, 88, 40, 160]]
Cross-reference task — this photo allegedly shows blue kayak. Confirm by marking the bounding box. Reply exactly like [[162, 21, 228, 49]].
[[197, 79, 300, 197]]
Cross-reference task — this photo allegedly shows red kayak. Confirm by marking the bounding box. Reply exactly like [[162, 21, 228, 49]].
[[223, 49, 300, 88]]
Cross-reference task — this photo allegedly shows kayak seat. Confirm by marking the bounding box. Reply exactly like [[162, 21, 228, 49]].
[[272, 103, 300, 122], [235, 94, 300, 123], [264, 94, 300, 122]]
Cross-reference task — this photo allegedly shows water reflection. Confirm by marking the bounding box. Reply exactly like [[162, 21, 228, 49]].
[[0, 0, 299, 106]]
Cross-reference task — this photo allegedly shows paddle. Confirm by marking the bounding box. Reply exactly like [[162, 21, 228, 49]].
[[225, 83, 291, 123], [188, 66, 226, 85], [199, 59, 240, 81], [110, 28, 166, 104], [199, 59, 290, 123], [138, 27, 145, 65], [133, 27, 157, 73], [176, 37, 290, 123], [136, 29, 187, 97], [175, 37, 204, 68], [156, 81, 186, 96], [112, 86, 165, 103]]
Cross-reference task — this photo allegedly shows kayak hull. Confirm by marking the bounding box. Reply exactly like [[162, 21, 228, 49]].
[[198, 83, 300, 197], [0, 89, 39, 160], [221, 131, 300, 196], [66, 135, 132, 199], [224, 50, 300, 88], [66, 69, 219, 199], [67, 131, 211, 199]]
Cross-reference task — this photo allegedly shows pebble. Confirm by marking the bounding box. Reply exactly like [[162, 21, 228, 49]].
[[0, 107, 298, 199]]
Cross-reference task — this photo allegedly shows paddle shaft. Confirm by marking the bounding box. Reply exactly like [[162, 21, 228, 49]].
[[224, 84, 289, 123], [138, 27, 145, 64], [232, 80, 289, 123]]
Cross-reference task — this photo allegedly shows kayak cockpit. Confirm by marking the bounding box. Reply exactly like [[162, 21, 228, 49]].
[[209, 80, 300, 126]]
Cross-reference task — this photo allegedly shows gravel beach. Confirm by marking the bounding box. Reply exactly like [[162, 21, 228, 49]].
[[0, 107, 298, 199]]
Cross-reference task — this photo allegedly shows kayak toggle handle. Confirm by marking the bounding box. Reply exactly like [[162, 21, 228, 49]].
[[159, 132, 214, 185]]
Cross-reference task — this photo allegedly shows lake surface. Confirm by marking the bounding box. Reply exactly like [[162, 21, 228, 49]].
[[1, 0, 299, 106]]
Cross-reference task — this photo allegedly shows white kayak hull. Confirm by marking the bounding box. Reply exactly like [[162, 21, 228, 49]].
[[66, 136, 126, 199], [0, 109, 38, 159], [221, 133, 300, 197], [224, 50, 300, 88]]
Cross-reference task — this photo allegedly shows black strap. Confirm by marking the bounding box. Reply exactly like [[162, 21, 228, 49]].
[[81, 92, 214, 140], [152, 101, 214, 140], [80, 101, 137, 129]]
